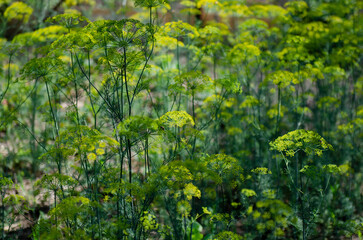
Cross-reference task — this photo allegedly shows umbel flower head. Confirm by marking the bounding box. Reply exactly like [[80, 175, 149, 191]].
[[270, 129, 333, 157], [133, 0, 166, 8]]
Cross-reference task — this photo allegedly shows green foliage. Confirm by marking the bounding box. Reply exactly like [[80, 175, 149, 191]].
[[0, 0, 362, 239], [249, 198, 293, 238], [21, 57, 63, 79], [0, 174, 13, 191], [270, 129, 333, 158], [159, 110, 194, 128], [170, 70, 212, 95], [4, 2, 33, 23], [47, 12, 90, 29], [241, 189, 256, 197], [213, 231, 243, 240], [117, 116, 158, 138], [133, 0, 166, 8]]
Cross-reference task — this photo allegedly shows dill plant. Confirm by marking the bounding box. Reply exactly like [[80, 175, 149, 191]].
[[0, 0, 362, 239]]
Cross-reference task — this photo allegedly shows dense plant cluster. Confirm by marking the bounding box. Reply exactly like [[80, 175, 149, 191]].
[[0, 0, 362, 239]]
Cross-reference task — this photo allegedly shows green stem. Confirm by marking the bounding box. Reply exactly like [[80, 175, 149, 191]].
[[191, 91, 196, 159], [275, 87, 281, 138], [1, 195, 4, 240], [45, 81, 59, 138], [0, 55, 12, 104]]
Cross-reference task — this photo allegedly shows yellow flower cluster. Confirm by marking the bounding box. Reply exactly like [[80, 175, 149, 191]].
[[4, 1, 33, 23]]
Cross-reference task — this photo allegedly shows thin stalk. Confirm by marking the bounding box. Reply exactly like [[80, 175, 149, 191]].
[[74, 53, 115, 118], [300, 174, 306, 240], [86, 50, 98, 129], [45, 81, 59, 137], [176, 37, 181, 76], [1, 195, 4, 240], [0, 55, 12, 104], [176, 38, 182, 111], [71, 53, 81, 126], [30, 85, 38, 173], [112, 119, 125, 238], [191, 91, 196, 159], [213, 54, 217, 80], [122, 47, 133, 186], [145, 137, 149, 177], [130, 6, 155, 105], [275, 87, 281, 138], [94, 161, 102, 239], [54, 189, 57, 228], [17, 120, 48, 152], [295, 154, 299, 214], [127, 139, 132, 184], [123, 47, 132, 117], [189, 222, 193, 240]]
